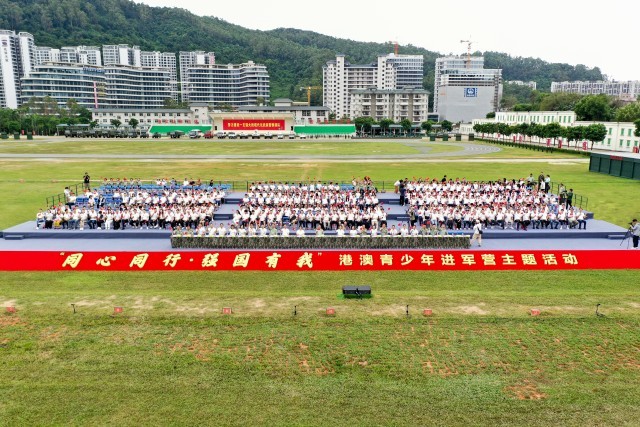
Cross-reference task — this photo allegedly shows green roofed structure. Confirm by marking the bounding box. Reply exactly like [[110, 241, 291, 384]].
[[293, 125, 356, 136], [148, 125, 212, 135]]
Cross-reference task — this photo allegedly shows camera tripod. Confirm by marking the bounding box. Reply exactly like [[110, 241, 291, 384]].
[[619, 229, 632, 249]]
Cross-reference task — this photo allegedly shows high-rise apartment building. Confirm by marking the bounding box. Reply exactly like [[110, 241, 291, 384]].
[[180, 59, 269, 107], [178, 51, 216, 99], [20, 64, 107, 108], [350, 88, 430, 124], [102, 44, 141, 66], [323, 53, 424, 118], [0, 30, 34, 108], [104, 65, 173, 109], [140, 51, 178, 100], [434, 55, 502, 123]]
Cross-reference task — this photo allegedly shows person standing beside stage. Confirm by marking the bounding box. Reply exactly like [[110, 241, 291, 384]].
[[471, 220, 483, 247], [630, 219, 640, 249]]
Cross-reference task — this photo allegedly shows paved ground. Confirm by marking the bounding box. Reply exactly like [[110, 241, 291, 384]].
[[0, 142, 505, 162]]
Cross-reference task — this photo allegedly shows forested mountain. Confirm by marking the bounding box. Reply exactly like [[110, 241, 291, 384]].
[[0, 0, 604, 102]]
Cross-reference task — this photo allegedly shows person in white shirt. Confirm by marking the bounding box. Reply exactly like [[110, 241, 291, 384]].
[[471, 220, 483, 247], [296, 227, 306, 237]]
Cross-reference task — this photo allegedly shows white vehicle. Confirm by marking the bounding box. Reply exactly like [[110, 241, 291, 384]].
[[188, 129, 202, 139], [298, 133, 307, 139], [227, 132, 237, 139], [288, 132, 296, 139], [276, 133, 285, 139]]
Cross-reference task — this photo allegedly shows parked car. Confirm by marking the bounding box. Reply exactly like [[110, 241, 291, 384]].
[[276, 133, 285, 140], [264, 132, 273, 139], [203, 131, 214, 139], [227, 132, 237, 139], [251, 131, 260, 139], [288, 132, 296, 139], [139, 130, 149, 138], [298, 134, 307, 139], [239, 133, 250, 139], [169, 131, 184, 139], [152, 132, 162, 139], [216, 132, 226, 139], [188, 129, 202, 139]]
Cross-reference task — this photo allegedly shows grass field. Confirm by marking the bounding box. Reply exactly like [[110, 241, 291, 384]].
[[1, 271, 639, 425], [1, 139, 639, 425]]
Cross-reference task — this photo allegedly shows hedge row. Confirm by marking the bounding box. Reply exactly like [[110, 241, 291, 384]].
[[171, 236, 471, 250]]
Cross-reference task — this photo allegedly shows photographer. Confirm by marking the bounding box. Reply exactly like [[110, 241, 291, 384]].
[[630, 219, 640, 249]]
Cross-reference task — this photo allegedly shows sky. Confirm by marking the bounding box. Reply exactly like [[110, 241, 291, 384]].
[[135, 0, 638, 81]]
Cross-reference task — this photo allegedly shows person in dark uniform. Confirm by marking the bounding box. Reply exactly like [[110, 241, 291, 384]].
[[83, 172, 90, 190]]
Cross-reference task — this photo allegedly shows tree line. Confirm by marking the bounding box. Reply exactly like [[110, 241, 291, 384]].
[[472, 122, 608, 150]]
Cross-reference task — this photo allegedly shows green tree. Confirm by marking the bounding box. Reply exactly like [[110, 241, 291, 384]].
[[379, 118, 394, 133], [110, 119, 121, 129], [440, 120, 453, 132], [513, 104, 533, 112], [128, 118, 139, 129], [565, 126, 585, 148], [584, 123, 607, 150], [634, 119, 640, 137], [574, 94, 614, 121], [543, 122, 565, 146], [615, 102, 640, 122], [400, 118, 412, 133], [485, 112, 496, 119], [537, 92, 583, 111], [354, 116, 376, 134], [421, 121, 433, 133]]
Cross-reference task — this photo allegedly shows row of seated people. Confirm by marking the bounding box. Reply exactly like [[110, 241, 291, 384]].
[[407, 206, 589, 230], [66, 187, 227, 209], [36, 205, 218, 230], [172, 222, 452, 237], [99, 177, 230, 190], [232, 205, 388, 230], [248, 176, 376, 193]]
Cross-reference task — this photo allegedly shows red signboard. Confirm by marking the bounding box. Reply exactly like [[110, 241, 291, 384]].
[[0, 250, 638, 272], [222, 119, 285, 131]]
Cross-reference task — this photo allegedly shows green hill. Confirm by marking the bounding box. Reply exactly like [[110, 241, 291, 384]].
[[0, 0, 603, 102]]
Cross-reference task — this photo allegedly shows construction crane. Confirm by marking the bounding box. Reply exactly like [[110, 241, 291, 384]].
[[388, 40, 399, 56], [299, 86, 322, 106], [460, 39, 473, 68]]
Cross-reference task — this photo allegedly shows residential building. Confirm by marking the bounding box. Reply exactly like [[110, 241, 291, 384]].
[[434, 55, 502, 123], [551, 80, 640, 102], [0, 30, 34, 108], [350, 88, 429, 124], [35, 46, 60, 64], [323, 53, 424, 119], [178, 51, 216, 99], [20, 64, 107, 108], [103, 65, 174, 109], [140, 51, 178, 100], [238, 98, 329, 125], [505, 80, 537, 90], [102, 44, 141, 66], [181, 60, 270, 107]]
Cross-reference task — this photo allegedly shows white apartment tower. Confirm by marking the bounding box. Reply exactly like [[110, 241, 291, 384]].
[[323, 53, 424, 118], [0, 30, 34, 108], [434, 55, 502, 123], [102, 44, 141, 66], [140, 51, 178, 100], [178, 51, 216, 99], [35, 46, 61, 64]]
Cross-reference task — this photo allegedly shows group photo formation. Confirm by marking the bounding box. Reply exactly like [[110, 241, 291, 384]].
[[1, 0, 639, 425]]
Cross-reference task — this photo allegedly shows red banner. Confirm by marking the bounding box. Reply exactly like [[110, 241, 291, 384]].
[[223, 119, 285, 131], [0, 251, 638, 271]]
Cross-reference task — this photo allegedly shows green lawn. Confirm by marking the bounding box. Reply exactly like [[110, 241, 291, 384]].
[[1, 271, 639, 425]]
